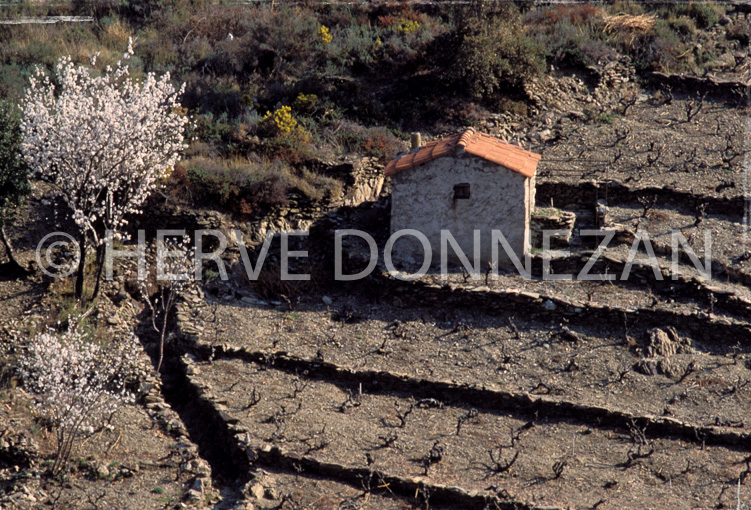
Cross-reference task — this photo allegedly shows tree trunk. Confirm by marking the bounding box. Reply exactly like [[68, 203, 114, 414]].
[[91, 243, 106, 300], [75, 231, 87, 301], [0, 224, 32, 278]]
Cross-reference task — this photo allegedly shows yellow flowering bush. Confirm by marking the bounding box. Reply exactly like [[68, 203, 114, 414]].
[[394, 19, 420, 33], [262, 106, 297, 134], [293, 93, 318, 113], [318, 25, 332, 44]]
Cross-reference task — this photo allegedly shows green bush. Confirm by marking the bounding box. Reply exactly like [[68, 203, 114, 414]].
[[0, 101, 30, 217], [537, 20, 595, 67], [17, 40, 60, 67], [435, 5, 545, 98], [260, 126, 319, 165], [603, 11, 696, 74], [0, 64, 33, 102], [673, 2, 724, 29], [497, 98, 529, 117], [525, 4, 614, 68], [186, 165, 209, 187], [667, 15, 696, 37], [192, 112, 234, 149], [325, 23, 387, 70], [243, 6, 319, 80]]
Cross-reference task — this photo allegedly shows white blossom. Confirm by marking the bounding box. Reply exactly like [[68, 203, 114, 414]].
[[19, 323, 140, 475], [20, 38, 188, 249]]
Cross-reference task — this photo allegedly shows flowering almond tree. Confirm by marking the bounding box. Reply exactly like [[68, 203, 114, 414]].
[[20, 322, 139, 476], [21, 39, 188, 300]]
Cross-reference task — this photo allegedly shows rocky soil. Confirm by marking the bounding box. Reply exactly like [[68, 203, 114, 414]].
[[0, 276, 222, 509]]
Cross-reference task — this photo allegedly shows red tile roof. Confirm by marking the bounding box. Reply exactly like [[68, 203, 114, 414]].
[[384, 128, 540, 179]]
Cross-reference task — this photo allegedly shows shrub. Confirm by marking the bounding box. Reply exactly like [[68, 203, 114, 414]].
[[147, 4, 321, 85], [393, 19, 420, 34], [315, 6, 444, 75], [380, 15, 445, 69], [296, 168, 343, 202], [434, 5, 545, 97], [361, 132, 401, 161], [193, 112, 234, 149], [0, 23, 102, 70], [17, 39, 60, 67], [325, 23, 387, 69], [262, 125, 317, 165], [324, 120, 406, 162], [497, 98, 529, 117], [599, 11, 700, 73], [632, 19, 693, 73], [579, 39, 620, 65], [727, 19, 751, 46], [241, 6, 319, 80], [318, 25, 333, 44], [186, 164, 210, 187], [603, 5, 715, 74], [667, 15, 696, 37], [0, 64, 33, 101], [19, 321, 139, 476], [262, 106, 298, 135], [538, 20, 596, 67], [599, 112, 616, 124], [526, 4, 607, 67], [0, 101, 30, 217], [673, 1, 724, 29], [136, 26, 179, 70], [293, 93, 319, 114]]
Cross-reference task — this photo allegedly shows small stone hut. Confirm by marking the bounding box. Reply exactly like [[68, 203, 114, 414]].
[[384, 128, 540, 267]]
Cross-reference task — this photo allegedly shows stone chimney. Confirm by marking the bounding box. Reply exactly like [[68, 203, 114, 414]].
[[410, 132, 422, 150]]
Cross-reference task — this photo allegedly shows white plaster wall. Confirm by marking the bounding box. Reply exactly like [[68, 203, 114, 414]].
[[390, 150, 530, 268]]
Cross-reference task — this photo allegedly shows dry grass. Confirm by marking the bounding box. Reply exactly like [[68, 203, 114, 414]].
[[603, 13, 656, 34], [0, 19, 134, 73], [602, 13, 656, 48], [99, 18, 133, 49]]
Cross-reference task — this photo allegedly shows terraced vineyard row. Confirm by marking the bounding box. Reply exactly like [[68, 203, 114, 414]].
[[159, 198, 751, 508]]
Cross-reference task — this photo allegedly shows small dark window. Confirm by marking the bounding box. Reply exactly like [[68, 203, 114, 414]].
[[453, 183, 471, 200]]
